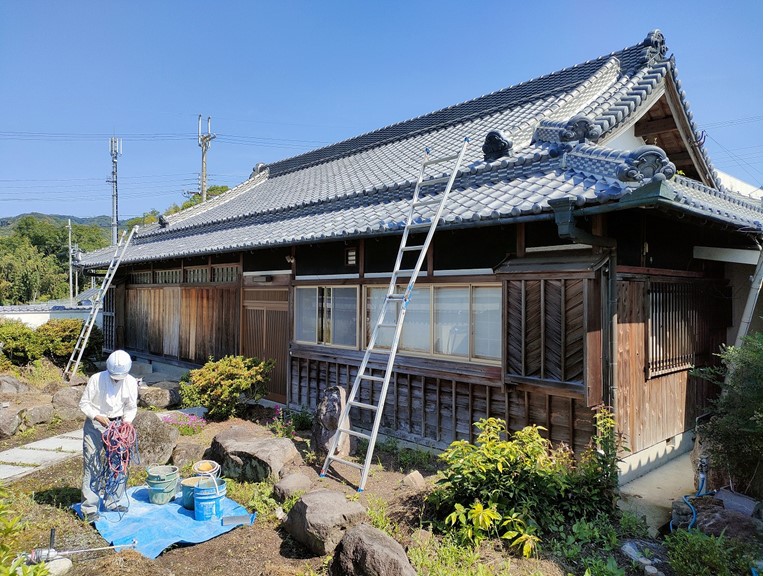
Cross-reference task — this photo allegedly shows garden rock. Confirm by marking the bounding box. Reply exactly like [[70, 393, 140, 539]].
[[0, 407, 20, 438], [0, 375, 29, 394], [401, 470, 426, 490], [311, 386, 350, 458], [46, 557, 73, 576], [138, 384, 181, 409], [274, 472, 312, 502], [284, 489, 366, 555], [329, 523, 417, 576], [23, 403, 55, 425], [132, 410, 179, 466], [171, 441, 207, 469], [206, 426, 300, 482], [52, 386, 84, 409]]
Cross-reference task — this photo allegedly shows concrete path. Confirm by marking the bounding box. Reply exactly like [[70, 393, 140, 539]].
[[0, 429, 83, 483]]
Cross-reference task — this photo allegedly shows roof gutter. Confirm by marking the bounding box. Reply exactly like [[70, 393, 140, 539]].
[[549, 197, 618, 412]]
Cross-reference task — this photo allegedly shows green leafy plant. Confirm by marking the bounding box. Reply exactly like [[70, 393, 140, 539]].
[[180, 355, 273, 420], [290, 406, 314, 431], [665, 528, 758, 576], [267, 405, 296, 438], [693, 333, 762, 498], [0, 319, 42, 366], [0, 485, 50, 576], [35, 319, 102, 364]]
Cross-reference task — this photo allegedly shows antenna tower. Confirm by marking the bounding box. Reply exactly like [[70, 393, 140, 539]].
[[198, 115, 216, 202], [107, 137, 122, 245]]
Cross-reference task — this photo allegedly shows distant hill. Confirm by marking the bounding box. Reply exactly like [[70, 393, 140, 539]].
[[0, 213, 112, 235]]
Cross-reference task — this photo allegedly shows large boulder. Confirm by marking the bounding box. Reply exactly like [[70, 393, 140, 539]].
[[274, 473, 312, 502], [284, 490, 367, 556], [171, 441, 207, 470], [206, 426, 300, 482], [311, 386, 351, 458], [329, 524, 417, 576], [0, 375, 30, 394], [131, 411, 179, 467], [0, 407, 20, 438], [22, 404, 55, 425], [52, 386, 86, 422], [672, 495, 762, 545], [138, 383, 181, 409]]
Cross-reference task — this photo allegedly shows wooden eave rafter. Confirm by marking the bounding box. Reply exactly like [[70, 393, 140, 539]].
[[632, 77, 717, 188]]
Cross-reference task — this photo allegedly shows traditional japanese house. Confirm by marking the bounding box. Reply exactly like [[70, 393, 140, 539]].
[[78, 30, 762, 481]]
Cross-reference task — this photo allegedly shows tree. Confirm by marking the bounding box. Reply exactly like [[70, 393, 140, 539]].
[[179, 185, 229, 211], [0, 236, 67, 304]]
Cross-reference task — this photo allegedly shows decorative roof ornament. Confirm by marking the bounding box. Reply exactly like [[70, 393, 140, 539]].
[[617, 145, 676, 182], [642, 29, 667, 63], [560, 115, 602, 144], [482, 130, 513, 162]]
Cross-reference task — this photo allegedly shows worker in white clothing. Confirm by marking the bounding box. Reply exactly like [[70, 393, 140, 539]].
[[78, 349, 139, 522]]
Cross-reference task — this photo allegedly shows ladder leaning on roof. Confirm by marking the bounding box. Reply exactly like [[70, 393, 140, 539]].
[[320, 138, 470, 491], [64, 226, 139, 381]]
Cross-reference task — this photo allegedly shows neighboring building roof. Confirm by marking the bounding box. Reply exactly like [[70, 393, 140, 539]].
[[79, 30, 762, 268], [0, 288, 100, 313]]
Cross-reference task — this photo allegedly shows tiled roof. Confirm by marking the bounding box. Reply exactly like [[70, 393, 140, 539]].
[[79, 31, 762, 268]]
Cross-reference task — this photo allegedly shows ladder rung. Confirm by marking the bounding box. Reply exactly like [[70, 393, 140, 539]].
[[350, 400, 378, 411], [406, 222, 432, 230], [424, 153, 460, 166], [401, 244, 425, 252], [393, 269, 416, 276], [338, 427, 371, 440], [326, 455, 364, 470], [358, 373, 385, 383], [376, 321, 397, 327], [386, 294, 406, 301]]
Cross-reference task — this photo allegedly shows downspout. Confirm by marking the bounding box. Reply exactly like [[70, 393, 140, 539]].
[[549, 197, 618, 408]]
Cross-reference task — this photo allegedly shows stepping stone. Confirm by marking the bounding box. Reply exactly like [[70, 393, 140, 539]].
[[25, 436, 82, 453], [0, 447, 70, 466], [0, 463, 34, 480]]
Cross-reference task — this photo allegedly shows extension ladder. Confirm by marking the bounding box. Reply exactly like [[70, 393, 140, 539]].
[[320, 138, 470, 491], [64, 226, 138, 380]]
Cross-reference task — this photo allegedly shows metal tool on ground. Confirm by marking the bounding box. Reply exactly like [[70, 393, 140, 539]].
[[64, 225, 138, 381], [320, 138, 470, 491], [26, 528, 137, 564], [221, 512, 256, 526]]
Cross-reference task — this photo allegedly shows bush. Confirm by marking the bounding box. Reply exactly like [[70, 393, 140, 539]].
[[0, 485, 49, 576], [180, 355, 273, 421], [160, 413, 207, 435], [693, 333, 762, 498], [430, 407, 621, 555], [35, 318, 103, 364], [665, 528, 758, 576], [0, 319, 42, 365]]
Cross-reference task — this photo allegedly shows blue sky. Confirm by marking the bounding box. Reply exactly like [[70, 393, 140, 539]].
[[0, 1, 762, 220]]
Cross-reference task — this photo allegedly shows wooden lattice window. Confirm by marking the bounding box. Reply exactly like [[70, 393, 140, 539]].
[[129, 271, 152, 284], [212, 265, 239, 283], [102, 286, 115, 352], [647, 280, 711, 377], [156, 269, 182, 284], [185, 267, 209, 284]]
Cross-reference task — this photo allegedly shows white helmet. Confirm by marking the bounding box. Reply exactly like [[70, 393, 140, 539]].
[[106, 350, 132, 380]]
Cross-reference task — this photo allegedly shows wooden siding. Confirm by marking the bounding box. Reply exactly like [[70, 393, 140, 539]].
[[289, 345, 595, 451], [125, 285, 239, 363], [615, 278, 721, 453]]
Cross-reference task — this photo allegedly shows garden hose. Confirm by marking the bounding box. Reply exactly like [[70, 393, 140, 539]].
[[99, 419, 139, 514]]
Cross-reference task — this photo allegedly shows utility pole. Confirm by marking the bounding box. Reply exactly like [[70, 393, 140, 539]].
[[67, 219, 73, 300], [107, 137, 122, 245], [198, 115, 215, 202]]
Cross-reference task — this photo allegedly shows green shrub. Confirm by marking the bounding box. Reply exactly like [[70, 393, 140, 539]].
[[180, 355, 273, 420], [693, 333, 762, 498], [0, 485, 50, 576], [430, 407, 621, 553], [35, 318, 103, 364], [665, 529, 757, 576], [0, 319, 42, 365]]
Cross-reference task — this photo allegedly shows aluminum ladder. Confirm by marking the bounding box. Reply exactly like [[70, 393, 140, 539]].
[[320, 138, 470, 491], [64, 225, 139, 380]]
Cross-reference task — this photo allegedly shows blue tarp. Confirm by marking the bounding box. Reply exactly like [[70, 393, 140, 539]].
[[72, 486, 251, 559]]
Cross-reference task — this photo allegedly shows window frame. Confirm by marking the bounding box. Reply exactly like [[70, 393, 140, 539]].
[[294, 285, 360, 349]]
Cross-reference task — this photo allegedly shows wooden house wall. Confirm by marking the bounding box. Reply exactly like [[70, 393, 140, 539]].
[[615, 278, 721, 453], [288, 346, 595, 452], [125, 285, 240, 363]]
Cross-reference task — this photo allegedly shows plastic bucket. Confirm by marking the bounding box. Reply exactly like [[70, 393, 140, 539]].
[[147, 474, 179, 505], [180, 477, 203, 510], [146, 465, 179, 482], [193, 477, 227, 521], [192, 460, 220, 477]]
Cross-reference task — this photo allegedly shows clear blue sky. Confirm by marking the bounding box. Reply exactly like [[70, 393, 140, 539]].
[[0, 1, 762, 220]]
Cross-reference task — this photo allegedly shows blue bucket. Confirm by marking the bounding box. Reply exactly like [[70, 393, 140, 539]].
[[193, 477, 227, 521]]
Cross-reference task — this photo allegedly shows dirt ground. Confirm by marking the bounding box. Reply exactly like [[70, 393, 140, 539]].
[[4, 402, 564, 576]]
